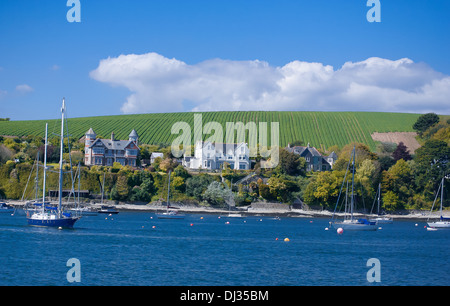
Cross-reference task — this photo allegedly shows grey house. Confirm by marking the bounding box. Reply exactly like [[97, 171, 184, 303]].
[[286, 143, 337, 172]]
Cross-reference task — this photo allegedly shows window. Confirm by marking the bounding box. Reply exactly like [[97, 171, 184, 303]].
[[126, 149, 137, 156], [239, 163, 246, 170], [93, 147, 104, 155]]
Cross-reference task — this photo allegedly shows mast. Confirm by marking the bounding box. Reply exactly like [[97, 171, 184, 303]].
[[167, 171, 171, 210], [101, 172, 105, 204], [377, 183, 381, 215], [440, 176, 444, 218], [42, 123, 48, 213], [58, 98, 66, 217], [77, 162, 81, 206], [35, 153, 39, 202], [350, 146, 356, 220]]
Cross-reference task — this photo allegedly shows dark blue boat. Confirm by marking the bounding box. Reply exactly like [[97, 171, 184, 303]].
[[26, 100, 81, 229]]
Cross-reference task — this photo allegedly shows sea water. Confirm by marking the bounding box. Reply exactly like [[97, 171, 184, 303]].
[[0, 212, 448, 286]]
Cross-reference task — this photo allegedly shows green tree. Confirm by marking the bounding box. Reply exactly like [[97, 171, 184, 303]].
[[383, 190, 400, 212], [413, 113, 440, 135], [414, 139, 450, 194], [112, 175, 130, 201], [202, 181, 232, 207]]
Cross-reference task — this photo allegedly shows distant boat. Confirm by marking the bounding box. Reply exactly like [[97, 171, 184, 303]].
[[330, 146, 377, 231], [69, 163, 98, 216], [427, 176, 450, 229], [156, 171, 185, 219], [26, 100, 81, 228], [98, 206, 119, 214], [369, 183, 393, 224], [221, 178, 245, 219], [0, 202, 14, 213], [69, 206, 98, 216]]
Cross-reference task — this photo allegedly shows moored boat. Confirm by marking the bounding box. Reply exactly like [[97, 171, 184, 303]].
[[26, 100, 81, 228], [427, 176, 450, 229], [330, 146, 377, 231], [0, 202, 14, 213]]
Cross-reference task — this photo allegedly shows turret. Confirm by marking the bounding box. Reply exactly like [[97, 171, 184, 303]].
[[84, 128, 96, 165], [129, 129, 139, 145]]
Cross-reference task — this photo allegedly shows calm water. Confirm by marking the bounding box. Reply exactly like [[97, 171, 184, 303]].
[[0, 211, 448, 286]]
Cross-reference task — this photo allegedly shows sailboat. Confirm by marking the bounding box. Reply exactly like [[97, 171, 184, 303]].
[[330, 146, 378, 231], [427, 176, 450, 229], [69, 164, 98, 216], [27, 99, 81, 228], [156, 171, 185, 219], [369, 183, 393, 224], [222, 179, 244, 218]]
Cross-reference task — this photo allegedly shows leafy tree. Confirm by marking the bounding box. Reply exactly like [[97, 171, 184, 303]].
[[275, 148, 306, 176], [383, 190, 400, 212], [111, 175, 129, 201], [414, 139, 450, 198], [202, 181, 232, 207], [413, 113, 440, 135], [185, 174, 217, 201], [392, 142, 411, 162]]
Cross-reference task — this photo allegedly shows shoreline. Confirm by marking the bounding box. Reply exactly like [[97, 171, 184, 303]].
[[6, 200, 447, 221]]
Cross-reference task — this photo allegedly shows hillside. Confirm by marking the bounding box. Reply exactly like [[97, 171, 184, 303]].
[[0, 111, 420, 151]]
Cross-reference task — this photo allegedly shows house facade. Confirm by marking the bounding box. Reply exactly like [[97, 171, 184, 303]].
[[183, 141, 250, 170], [286, 143, 337, 171], [84, 128, 140, 167]]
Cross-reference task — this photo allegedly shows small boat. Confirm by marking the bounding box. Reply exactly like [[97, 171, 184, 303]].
[[225, 213, 244, 218], [333, 218, 378, 231], [156, 209, 185, 219], [369, 184, 393, 224], [156, 171, 185, 219], [0, 202, 14, 213], [69, 206, 98, 216], [330, 146, 377, 231], [427, 176, 450, 229], [98, 205, 119, 214]]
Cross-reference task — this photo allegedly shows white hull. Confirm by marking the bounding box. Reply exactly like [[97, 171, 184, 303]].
[[427, 221, 450, 229], [156, 211, 185, 219], [224, 213, 244, 218], [332, 220, 378, 231], [69, 208, 98, 216], [369, 217, 393, 224]]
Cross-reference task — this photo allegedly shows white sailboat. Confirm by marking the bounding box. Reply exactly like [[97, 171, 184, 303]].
[[427, 176, 450, 229], [222, 179, 244, 219], [26, 99, 81, 228], [69, 164, 98, 216], [369, 183, 393, 224], [330, 146, 378, 231], [156, 171, 185, 219]]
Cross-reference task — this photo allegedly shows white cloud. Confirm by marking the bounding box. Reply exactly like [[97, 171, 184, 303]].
[[90, 53, 450, 114], [15, 84, 34, 94]]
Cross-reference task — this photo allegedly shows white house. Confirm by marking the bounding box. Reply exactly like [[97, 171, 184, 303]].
[[183, 141, 250, 170], [150, 152, 164, 164]]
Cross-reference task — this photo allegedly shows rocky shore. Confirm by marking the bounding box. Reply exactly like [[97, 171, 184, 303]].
[[7, 199, 447, 221]]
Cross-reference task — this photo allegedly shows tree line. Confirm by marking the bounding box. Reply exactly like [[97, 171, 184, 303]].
[[0, 113, 448, 213]]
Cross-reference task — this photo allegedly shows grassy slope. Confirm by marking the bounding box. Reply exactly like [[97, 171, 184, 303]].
[[0, 111, 420, 151]]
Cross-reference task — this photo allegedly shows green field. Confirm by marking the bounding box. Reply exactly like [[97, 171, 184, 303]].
[[0, 111, 420, 151]]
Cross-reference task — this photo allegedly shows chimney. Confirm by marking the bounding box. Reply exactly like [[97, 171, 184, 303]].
[[111, 132, 115, 141]]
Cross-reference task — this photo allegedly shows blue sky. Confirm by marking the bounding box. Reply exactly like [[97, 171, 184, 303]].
[[0, 0, 449, 120]]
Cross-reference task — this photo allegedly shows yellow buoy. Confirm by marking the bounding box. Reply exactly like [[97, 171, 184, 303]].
[[284, 238, 290, 242]]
